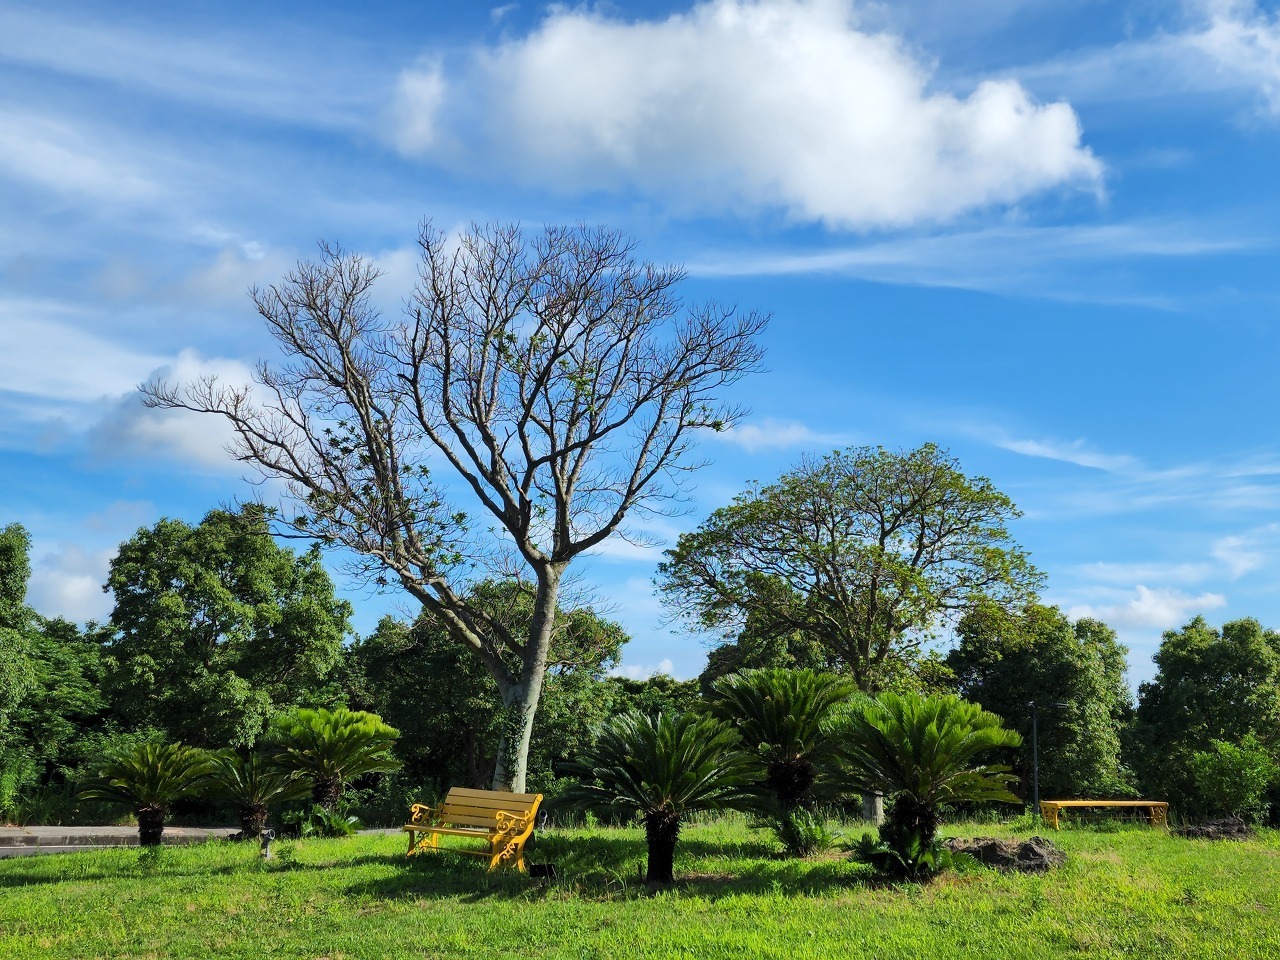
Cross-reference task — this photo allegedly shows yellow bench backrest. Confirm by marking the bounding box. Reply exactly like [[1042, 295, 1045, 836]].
[[437, 787, 542, 829]]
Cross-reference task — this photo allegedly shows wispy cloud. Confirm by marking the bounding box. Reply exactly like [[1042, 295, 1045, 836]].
[[26, 543, 115, 624], [0, 3, 382, 130], [391, 0, 1100, 229], [686, 220, 1262, 302], [712, 418, 851, 454], [994, 436, 1139, 472]]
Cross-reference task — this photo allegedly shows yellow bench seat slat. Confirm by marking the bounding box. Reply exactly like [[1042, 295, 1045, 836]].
[[1039, 799, 1168, 829]]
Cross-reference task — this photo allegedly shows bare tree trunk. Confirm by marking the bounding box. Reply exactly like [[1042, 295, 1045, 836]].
[[861, 792, 884, 825], [491, 570, 561, 793]]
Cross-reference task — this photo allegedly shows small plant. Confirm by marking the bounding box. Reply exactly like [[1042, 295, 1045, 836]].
[[282, 803, 363, 838], [206, 749, 311, 838], [775, 807, 837, 857]]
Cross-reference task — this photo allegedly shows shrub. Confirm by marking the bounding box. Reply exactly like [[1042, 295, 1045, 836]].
[[1190, 735, 1278, 823]]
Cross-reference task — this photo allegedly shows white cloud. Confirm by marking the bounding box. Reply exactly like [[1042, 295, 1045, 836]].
[[1069, 561, 1215, 587], [995, 436, 1138, 472], [1066, 585, 1226, 630], [87, 350, 255, 471], [392, 0, 1101, 228], [26, 544, 115, 624], [1192, 0, 1280, 115], [609, 657, 676, 680], [687, 219, 1256, 302], [0, 299, 165, 406], [1210, 523, 1280, 577], [0, 109, 159, 204], [713, 418, 850, 453]]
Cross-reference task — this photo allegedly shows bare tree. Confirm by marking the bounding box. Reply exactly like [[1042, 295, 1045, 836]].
[[143, 222, 768, 791]]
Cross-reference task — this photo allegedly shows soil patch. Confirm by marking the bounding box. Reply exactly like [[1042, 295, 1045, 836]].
[[944, 836, 1065, 873], [1175, 817, 1252, 840]]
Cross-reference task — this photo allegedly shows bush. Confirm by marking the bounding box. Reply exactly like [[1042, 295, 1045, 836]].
[[1190, 735, 1278, 823]]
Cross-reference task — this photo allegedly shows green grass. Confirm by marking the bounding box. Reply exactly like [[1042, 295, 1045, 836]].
[[2, 820, 1278, 959]]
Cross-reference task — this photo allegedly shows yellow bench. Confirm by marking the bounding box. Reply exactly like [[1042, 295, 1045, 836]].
[[1039, 799, 1168, 830], [404, 786, 543, 872]]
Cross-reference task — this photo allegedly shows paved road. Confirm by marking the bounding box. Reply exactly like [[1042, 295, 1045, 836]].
[[0, 825, 238, 858]]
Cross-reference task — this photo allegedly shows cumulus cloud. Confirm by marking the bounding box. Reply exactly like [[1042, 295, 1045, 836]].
[[391, 0, 1101, 228], [609, 657, 677, 680], [26, 544, 115, 623], [87, 350, 254, 471], [1066, 585, 1226, 631]]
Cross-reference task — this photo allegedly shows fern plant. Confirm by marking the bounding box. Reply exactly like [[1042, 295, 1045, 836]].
[[266, 707, 400, 810]]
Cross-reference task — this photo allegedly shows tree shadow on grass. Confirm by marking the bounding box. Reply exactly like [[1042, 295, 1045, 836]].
[[0, 850, 397, 889], [345, 832, 883, 903]]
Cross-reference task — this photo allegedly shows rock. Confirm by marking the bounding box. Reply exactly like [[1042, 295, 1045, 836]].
[[1175, 817, 1251, 840], [944, 836, 1065, 873]]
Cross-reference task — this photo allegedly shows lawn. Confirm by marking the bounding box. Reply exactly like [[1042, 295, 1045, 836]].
[[1, 821, 1277, 960]]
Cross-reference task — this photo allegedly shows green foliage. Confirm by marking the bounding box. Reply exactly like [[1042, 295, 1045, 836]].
[[0, 523, 37, 745], [104, 505, 352, 748], [343, 584, 626, 794], [660, 444, 1042, 692], [1190, 735, 1278, 823], [1132, 617, 1280, 815], [560, 710, 755, 882], [267, 706, 400, 810], [774, 806, 838, 857], [709, 668, 860, 855], [205, 750, 310, 837], [949, 602, 1134, 798], [836, 692, 1022, 875], [78, 742, 213, 844], [280, 803, 363, 838]]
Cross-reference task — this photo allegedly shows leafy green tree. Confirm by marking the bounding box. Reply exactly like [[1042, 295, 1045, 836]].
[[948, 602, 1133, 798], [1190, 735, 1278, 823], [1132, 617, 1280, 814], [660, 444, 1041, 692], [104, 505, 352, 747], [697, 618, 836, 694], [709, 668, 860, 855], [561, 711, 755, 884], [143, 222, 768, 793], [344, 582, 627, 793], [837, 693, 1022, 878], [0, 524, 36, 742], [267, 706, 400, 810], [206, 750, 310, 837], [79, 742, 213, 845]]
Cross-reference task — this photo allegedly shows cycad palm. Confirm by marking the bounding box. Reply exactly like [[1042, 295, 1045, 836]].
[[267, 707, 400, 809], [207, 750, 310, 837], [561, 710, 755, 884], [711, 668, 859, 854], [80, 742, 213, 846], [837, 692, 1022, 855]]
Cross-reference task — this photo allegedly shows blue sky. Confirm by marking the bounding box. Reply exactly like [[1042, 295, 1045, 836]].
[[3, 0, 1280, 688]]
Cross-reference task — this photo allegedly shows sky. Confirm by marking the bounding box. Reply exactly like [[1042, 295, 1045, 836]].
[[3, 0, 1280, 690]]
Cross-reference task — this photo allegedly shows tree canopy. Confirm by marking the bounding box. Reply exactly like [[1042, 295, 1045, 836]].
[[104, 505, 351, 747], [948, 601, 1133, 798], [1132, 616, 1280, 812], [659, 444, 1042, 691]]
